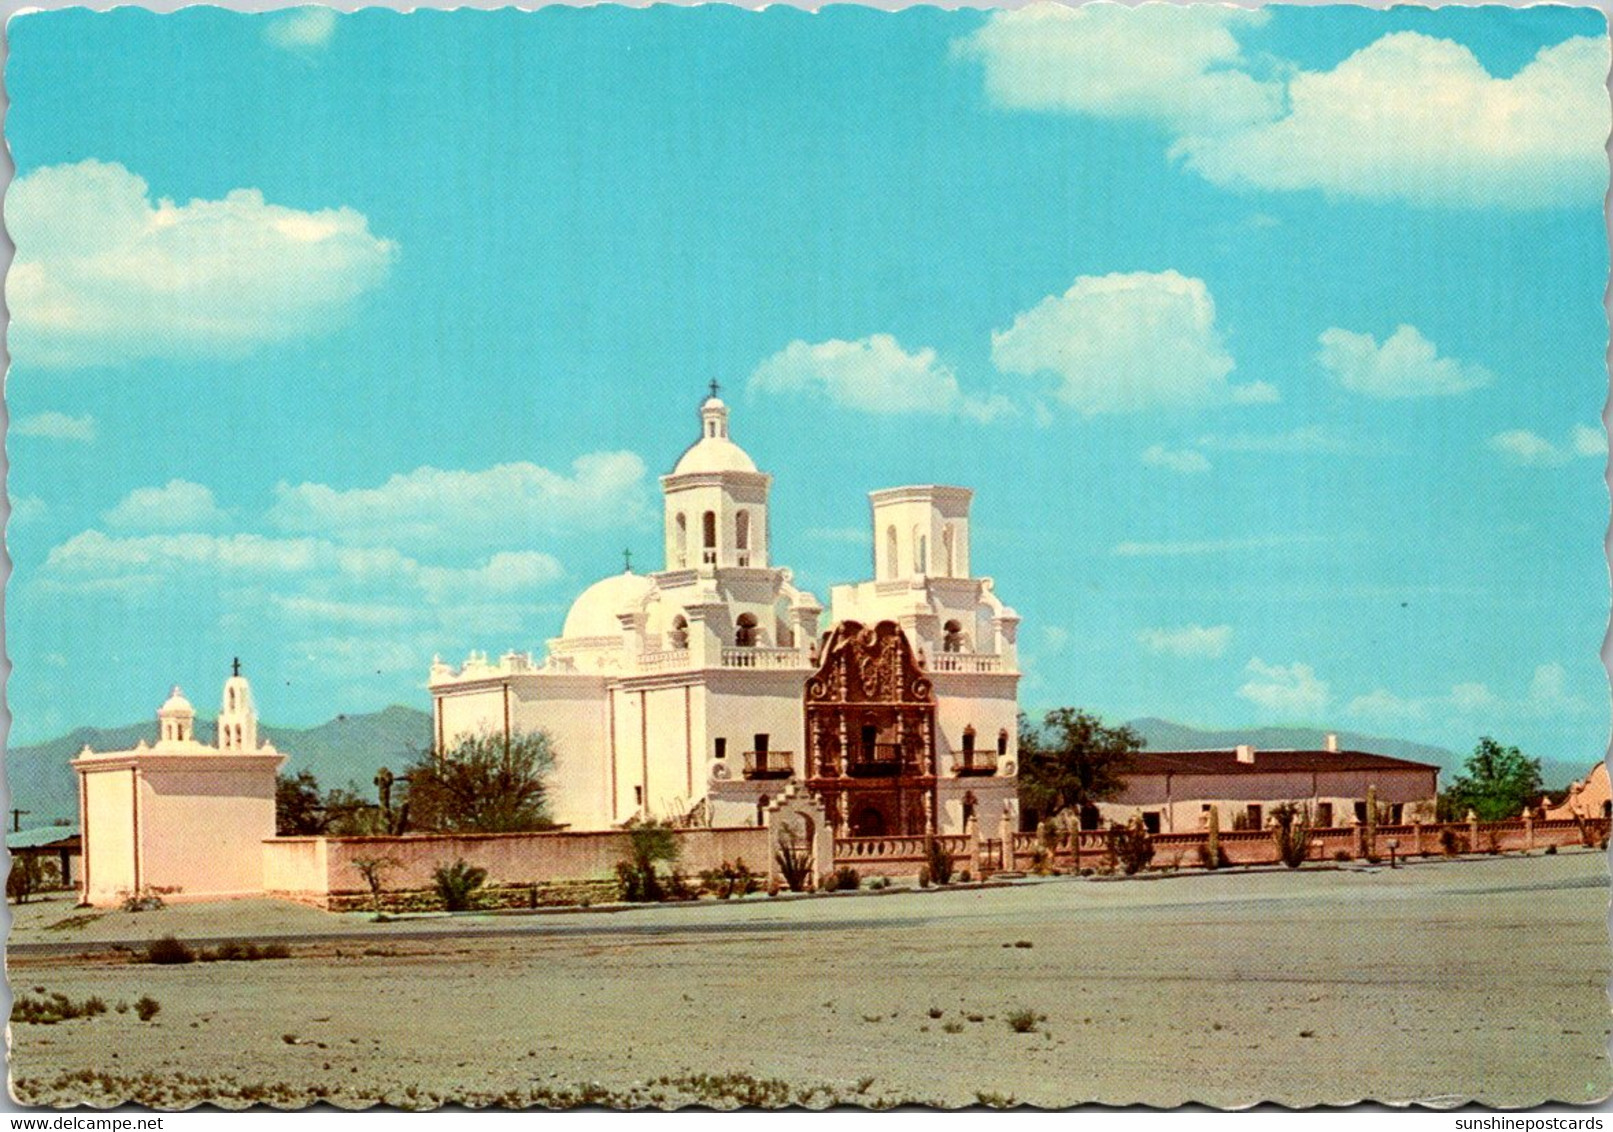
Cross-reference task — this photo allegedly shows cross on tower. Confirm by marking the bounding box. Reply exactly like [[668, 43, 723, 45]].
[[707, 378, 721, 399], [623, 548, 633, 572], [232, 656, 241, 677]]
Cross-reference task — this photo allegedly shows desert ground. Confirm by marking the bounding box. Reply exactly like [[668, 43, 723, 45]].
[[7, 849, 1611, 1109]]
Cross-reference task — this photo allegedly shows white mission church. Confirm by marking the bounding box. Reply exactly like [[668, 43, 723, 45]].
[[429, 393, 1022, 837]]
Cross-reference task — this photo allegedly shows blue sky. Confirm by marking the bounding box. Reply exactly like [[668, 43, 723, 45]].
[[5, 4, 1608, 770]]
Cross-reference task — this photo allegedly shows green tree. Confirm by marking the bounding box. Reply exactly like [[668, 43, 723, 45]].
[[1018, 709, 1143, 829], [404, 730, 556, 833], [1442, 737, 1544, 822], [275, 770, 328, 835]]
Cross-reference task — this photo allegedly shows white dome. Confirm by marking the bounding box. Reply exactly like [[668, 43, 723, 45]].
[[561, 571, 655, 640], [158, 686, 194, 716], [671, 396, 758, 475], [672, 436, 758, 475]]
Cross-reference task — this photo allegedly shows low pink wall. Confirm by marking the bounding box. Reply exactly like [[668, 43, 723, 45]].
[[993, 817, 1608, 873], [266, 826, 769, 900]]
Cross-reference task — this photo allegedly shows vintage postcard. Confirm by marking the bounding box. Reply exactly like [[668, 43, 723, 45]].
[[4, 1, 1609, 1111]]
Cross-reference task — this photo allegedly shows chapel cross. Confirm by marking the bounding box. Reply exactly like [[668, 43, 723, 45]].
[[708, 378, 721, 399], [232, 656, 241, 678], [623, 548, 633, 572]]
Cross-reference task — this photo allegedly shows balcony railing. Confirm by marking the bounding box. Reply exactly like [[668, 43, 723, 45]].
[[742, 751, 795, 779], [950, 750, 999, 777], [930, 652, 1003, 674], [638, 649, 691, 673], [840, 743, 924, 778], [721, 647, 806, 669]]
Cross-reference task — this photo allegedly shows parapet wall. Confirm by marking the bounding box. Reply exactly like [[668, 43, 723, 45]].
[[264, 826, 769, 907]]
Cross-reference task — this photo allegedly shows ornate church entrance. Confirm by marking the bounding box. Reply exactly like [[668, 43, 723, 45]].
[[804, 620, 937, 836]]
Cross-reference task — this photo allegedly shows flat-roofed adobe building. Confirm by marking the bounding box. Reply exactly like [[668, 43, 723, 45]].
[[1094, 736, 1440, 833]]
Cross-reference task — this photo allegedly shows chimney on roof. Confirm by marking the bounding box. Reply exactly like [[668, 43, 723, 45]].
[[1235, 744, 1255, 764], [1324, 733, 1338, 753]]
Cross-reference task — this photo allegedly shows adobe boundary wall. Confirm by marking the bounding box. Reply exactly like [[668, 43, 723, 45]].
[[263, 826, 769, 908]]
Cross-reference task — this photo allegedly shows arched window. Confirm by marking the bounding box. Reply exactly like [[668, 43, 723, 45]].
[[670, 615, 689, 650], [735, 510, 750, 566], [997, 729, 1009, 759], [962, 725, 976, 758], [736, 613, 758, 647], [885, 526, 898, 579], [915, 531, 927, 575], [674, 514, 687, 568], [943, 620, 965, 653], [702, 511, 717, 565], [942, 526, 955, 577]]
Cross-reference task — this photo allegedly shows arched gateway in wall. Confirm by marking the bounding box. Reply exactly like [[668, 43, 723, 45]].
[[805, 620, 937, 837]]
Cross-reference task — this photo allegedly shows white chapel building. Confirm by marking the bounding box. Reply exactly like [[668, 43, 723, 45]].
[[429, 394, 1021, 837]]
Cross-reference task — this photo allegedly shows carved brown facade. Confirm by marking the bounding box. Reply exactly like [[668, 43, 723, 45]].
[[805, 620, 937, 836]]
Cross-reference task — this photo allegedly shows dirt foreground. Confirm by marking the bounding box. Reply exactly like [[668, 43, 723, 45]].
[[8, 850, 1611, 1109]]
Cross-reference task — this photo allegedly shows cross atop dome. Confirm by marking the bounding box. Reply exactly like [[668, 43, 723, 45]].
[[707, 378, 721, 400]]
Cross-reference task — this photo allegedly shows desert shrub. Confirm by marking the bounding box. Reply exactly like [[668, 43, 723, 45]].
[[868, 876, 891, 890], [617, 819, 681, 902], [432, 859, 488, 912], [1028, 846, 1055, 876], [1439, 827, 1464, 857], [925, 838, 955, 886], [958, 869, 972, 883], [1270, 802, 1312, 869], [12, 992, 108, 1025], [1105, 819, 1155, 876], [773, 828, 813, 893], [1545, 844, 1558, 855], [700, 860, 760, 899], [202, 940, 291, 962], [665, 869, 697, 901], [1333, 849, 1351, 863], [134, 996, 161, 1022], [1005, 1008, 1044, 1034], [1197, 842, 1230, 870], [350, 856, 400, 915], [8, 856, 44, 904], [918, 866, 931, 888], [144, 936, 195, 965], [120, 891, 165, 913], [832, 865, 861, 891]]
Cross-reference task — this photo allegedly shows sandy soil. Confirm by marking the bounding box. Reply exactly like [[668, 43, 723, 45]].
[[7, 850, 1610, 1109]]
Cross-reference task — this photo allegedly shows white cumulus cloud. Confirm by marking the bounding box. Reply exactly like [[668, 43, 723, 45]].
[[265, 7, 337, 51], [8, 160, 397, 368], [1237, 657, 1330, 717], [268, 451, 649, 551], [1348, 662, 1588, 724], [1138, 623, 1231, 658], [1140, 444, 1211, 474], [12, 411, 96, 442], [749, 335, 1011, 422], [992, 271, 1267, 414], [1173, 33, 1610, 209], [104, 480, 229, 531], [957, 4, 1281, 135], [1488, 424, 1606, 467], [1317, 324, 1492, 399]]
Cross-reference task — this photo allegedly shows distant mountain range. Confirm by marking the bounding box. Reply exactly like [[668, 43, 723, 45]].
[[5, 705, 432, 824], [4, 707, 1595, 827]]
